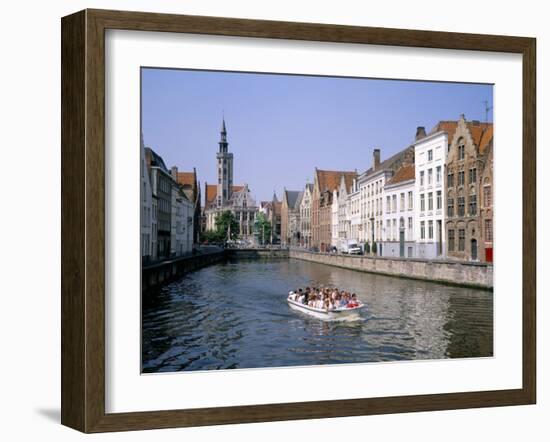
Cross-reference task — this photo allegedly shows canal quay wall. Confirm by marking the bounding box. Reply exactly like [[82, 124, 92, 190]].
[[225, 248, 289, 259], [289, 250, 493, 289], [143, 248, 289, 290], [142, 250, 225, 290]]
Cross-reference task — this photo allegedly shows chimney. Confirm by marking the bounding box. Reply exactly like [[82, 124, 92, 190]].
[[415, 126, 426, 141], [171, 166, 178, 181], [373, 148, 381, 170]]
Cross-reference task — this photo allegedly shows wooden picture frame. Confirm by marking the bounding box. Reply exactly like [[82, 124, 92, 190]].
[[61, 8, 536, 433]]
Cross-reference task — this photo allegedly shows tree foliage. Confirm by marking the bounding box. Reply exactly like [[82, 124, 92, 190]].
[[215, 210, 239, 240], [254, 212, 272, 244]]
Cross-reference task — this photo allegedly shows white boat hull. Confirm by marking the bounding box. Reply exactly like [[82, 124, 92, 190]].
[[287, 298, 365, 321]]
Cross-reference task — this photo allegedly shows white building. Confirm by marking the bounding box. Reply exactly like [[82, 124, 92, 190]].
[[358, 147, 414, 255], [331, 188, 339, 247], [414, 130, 447, 259], [140, 133, 153, 262], [299, 184, 313, 248], [348, 178, 361, 245], [380, 164, 416, 258], [170, 166, 195, 257]]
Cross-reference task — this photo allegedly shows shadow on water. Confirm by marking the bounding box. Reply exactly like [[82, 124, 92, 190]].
[[142, 258, 493, 373]]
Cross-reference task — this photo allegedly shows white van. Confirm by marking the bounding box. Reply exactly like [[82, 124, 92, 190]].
[[339, 240, 362, 255]]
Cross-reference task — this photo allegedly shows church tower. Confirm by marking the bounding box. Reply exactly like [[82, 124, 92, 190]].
[[216, 118, 233, 207]]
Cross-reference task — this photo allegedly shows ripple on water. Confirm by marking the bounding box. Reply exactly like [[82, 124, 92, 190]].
[[142, 258, 493, 373]]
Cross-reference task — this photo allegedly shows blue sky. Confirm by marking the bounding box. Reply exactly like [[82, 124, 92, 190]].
[[141, 68, 492, 204]]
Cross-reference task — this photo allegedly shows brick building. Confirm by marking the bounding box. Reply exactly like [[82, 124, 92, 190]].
[[312, 169, 357, 252], [442, 115, 493, 262]]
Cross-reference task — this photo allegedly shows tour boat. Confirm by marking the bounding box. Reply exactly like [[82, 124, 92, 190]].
[[287, 297, 366, 320]]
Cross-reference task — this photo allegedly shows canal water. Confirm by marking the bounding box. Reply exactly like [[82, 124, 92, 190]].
[[142, 259, 493, 373]]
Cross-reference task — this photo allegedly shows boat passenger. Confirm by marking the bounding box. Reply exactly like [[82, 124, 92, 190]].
[[348, 293, 359, 308], [315, 297, 324, 309]]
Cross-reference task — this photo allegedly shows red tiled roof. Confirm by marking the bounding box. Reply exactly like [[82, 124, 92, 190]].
[[177, 171, 195, 187], [469, 123, 493, 154], [205, 184, 217, 206], [386, 163, 415, 185], [430, 120, 493, 154], [315, 169, 357, 193], [429, 121, 458, 146], [205, 184, 245, 208]]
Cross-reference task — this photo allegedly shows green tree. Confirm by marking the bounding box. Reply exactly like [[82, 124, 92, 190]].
[[254, 212, 272, 245], [372, 240, 377, 254], [364, 241, 370, 254], [215, 210, 239, 240], [201, 229, 224, 243]]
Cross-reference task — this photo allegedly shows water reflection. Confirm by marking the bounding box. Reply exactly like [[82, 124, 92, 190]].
[[142, 259, 493, 372]]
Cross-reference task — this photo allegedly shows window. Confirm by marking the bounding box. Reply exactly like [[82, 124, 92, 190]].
[[484, 185, 492, 207], [392, 195, 397, 213], [469, 194, 477, 215], [428, 168, 433, 185], [458, 139, 465, 160], [458, 170, 465, 186], [386, 220, 391, 240], [420, 221, 425, 239], [428, 192, 433, 211], [458, 196, 465, 216], [420, 194, 425, 212], [420, 171, 425, 187], [428, 150, 433, 161], [469, 168, 477, 184], [408, 217, 413, 238], [400, 193, 405, 211], [485, 219, 493, 242], [408, 191, 413, 210], [447, 197, 454, 217], [428, 220, 433, 239], [447, 173, 454, 187], [393, 219, 397, 240], [448, 229, 455, 251], [458, 229, 465, 251]]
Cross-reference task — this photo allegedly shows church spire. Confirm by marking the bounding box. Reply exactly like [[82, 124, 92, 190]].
[[219, 117, 228, 151]]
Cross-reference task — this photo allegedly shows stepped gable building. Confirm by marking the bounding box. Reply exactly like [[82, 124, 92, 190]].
[[270, 192, 282, 244], [331, 173, 357, 248], [312, 168, 357, 252], [203, 119, 258, 240], [442, 115, 493, 262], [281, 189, 303, 246], [176, 168, 201, 244]]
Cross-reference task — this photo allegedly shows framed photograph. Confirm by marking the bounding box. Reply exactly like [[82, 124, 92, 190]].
[[61, 9, 536, 433]]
